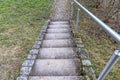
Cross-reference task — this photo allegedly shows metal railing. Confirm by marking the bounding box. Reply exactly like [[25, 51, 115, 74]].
[[70, 0, 120, 80]]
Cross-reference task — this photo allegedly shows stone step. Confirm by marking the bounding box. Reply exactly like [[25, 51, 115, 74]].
[[31, 59, 81, 76], [45, 33, 73, 39], [38, 48, 77, 59], [50, 21, 69, 25], [41, 39, 75, 48], [48, 25, 70, 29], [29, 76, 84, 80], [47, 28, 72, 33]]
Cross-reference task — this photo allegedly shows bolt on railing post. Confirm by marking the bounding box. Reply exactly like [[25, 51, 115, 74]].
[[70, 1, 74, 20], [97, 50, 120, 80], [75, 8, 80, 33]]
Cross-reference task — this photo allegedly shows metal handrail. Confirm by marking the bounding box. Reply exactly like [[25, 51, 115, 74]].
[[73, 0, 120, 43], [71, 0, 120, 80]]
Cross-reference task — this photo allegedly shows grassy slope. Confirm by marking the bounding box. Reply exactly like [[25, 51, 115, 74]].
[[76, 0, 120, 80], [0, 0, 52, 80]]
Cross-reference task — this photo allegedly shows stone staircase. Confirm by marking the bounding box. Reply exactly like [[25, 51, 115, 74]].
[[28, 20, 84, 80], [16, 0, 97, 79], [17, 20, 96, 80]]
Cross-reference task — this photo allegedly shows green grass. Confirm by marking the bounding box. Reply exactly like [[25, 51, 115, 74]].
[[74, 0, 120, 80], [0, 0, 53, 80]]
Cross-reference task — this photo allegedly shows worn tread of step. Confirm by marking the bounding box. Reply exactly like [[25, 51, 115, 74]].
[[48, 25, 70, 29], [50, 21, 69, 25], [31, 59, 81, 76], [29, 76, 84, 80], [38, 48, 77, 59], [47, 29, 71, 33], [45, 33, 72, 39], [41, 39, 75, 48]]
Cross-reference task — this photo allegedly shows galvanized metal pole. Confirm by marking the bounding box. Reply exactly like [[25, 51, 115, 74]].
[[97, 50, 120, 80], [70, 2, 74, 20], [75, 8, 80, 32]]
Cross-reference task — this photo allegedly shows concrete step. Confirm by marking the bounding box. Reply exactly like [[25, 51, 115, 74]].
[[38, 48, 77, 59], [47, 28, 72, 33], [31, 59, 81, 76], [48, 25, 70, 29], [29, 76, 84, 80], [45, 33, 73, 39], [50, 21, 69, 25], [41, 39, 75, 48]]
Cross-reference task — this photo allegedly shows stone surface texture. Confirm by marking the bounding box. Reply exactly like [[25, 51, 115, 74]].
[[29, 76, 84, 80]]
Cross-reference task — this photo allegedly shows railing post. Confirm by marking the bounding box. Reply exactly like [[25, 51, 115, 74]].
[[75, 8, 80, 32], [70, 1, 74, 20], [97, 50, 120, 80]]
